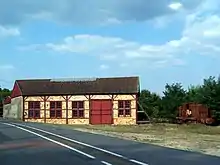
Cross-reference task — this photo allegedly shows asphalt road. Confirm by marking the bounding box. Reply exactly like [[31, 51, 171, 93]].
[[1, 120, 220, 165]]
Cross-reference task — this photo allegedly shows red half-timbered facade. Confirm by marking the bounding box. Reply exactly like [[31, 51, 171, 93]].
[[4, 76, 140, 125]]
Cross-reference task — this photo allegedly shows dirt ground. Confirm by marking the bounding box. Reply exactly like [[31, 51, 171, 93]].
[[66, 123, 220, 157]]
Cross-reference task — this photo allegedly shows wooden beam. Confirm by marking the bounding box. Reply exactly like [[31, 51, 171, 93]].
[[66, 95, 69, 124], [136, 101, 151, 122], [43, 96, 46, 123]]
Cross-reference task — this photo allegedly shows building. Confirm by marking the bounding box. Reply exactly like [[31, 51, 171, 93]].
[[3, 96, 11, 118], [3, 76, 141, 125]]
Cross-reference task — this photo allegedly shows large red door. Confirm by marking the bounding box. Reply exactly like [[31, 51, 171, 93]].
[[90, 100, 113, 125]]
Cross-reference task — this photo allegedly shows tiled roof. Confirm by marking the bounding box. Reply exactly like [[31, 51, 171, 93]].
[[16, 76, 140, 96]]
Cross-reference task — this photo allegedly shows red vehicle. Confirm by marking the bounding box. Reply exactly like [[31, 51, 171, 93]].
[[176, 103, 215, 125]]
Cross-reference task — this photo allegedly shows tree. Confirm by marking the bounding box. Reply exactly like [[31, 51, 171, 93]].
[[186, 85, 203, 103], [160, 83, 187, 119], [0, 87, 11, 117], [137, 75, 220, 124], [139, 89, 161, 118], [0, 88, 11, 103], [198, 76, 220, 121]]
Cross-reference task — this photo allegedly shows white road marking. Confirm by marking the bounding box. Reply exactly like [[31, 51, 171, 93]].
[[130, 159, 149, 165], [11, 122, 149, 165], [101, 161, 112, 165], [13, 123, 125, 158], [2, 123, 95, 159]]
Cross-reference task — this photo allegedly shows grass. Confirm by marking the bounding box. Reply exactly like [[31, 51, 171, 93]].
[[65, 123, 220, 156], [70, 123, 220, 134]]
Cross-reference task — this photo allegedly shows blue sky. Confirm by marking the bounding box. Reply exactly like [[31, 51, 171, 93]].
[[0, 0, 220, 94]]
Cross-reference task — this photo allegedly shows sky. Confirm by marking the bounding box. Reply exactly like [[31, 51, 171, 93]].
[[0, 0, 220, 94]]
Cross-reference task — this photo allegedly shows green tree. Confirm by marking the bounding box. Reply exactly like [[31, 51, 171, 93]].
[[139, 89, 161, 118], [160, 83, 187, 119], [199, 76, 220, 120], [186, 84, 203, 103], [0, 88, 11, 103]]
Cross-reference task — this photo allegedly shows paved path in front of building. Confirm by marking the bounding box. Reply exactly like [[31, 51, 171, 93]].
[[1, 119, 220, 165]]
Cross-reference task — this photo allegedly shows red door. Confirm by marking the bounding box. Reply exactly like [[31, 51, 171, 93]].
[[90, 100, 112, 125]]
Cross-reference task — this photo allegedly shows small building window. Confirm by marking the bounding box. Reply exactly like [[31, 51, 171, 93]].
[[28, 101, 40, 118], [72, 101, 84, 118], [118, 100, 131, 117], [50, 101, 62, 118]]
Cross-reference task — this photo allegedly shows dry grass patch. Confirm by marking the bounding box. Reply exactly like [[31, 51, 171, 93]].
[[24, 121, 220, 157], [68, 124, 220, 156]]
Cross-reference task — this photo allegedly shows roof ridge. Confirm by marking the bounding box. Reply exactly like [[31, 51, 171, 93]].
[[15, 76, 139, 81], [16, 79, 51, 81]]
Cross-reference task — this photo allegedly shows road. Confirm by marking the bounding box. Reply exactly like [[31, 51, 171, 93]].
[[0, 120, 220, 165]]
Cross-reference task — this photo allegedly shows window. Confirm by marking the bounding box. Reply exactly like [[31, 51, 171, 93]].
[[28, 101, 40, 118], [118, 100, 131, 117], [50, 101, 62, 118], [72, 101, 84, 118]]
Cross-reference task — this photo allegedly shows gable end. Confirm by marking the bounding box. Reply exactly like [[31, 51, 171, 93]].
[[11, 81, 22, 98]]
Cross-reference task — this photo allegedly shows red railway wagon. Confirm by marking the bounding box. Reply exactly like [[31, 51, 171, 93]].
[[176, 103, 215, 125]]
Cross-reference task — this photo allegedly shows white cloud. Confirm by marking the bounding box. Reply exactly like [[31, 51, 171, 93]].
[[18, 34, 185, 68], [18, 0, 220, 68], [0, 26, 20, 37], [168, 2, 183, 10], [99, 64, 109, 70]]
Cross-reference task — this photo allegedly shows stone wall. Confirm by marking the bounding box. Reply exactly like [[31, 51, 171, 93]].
[[4, 96, 23, 119]]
